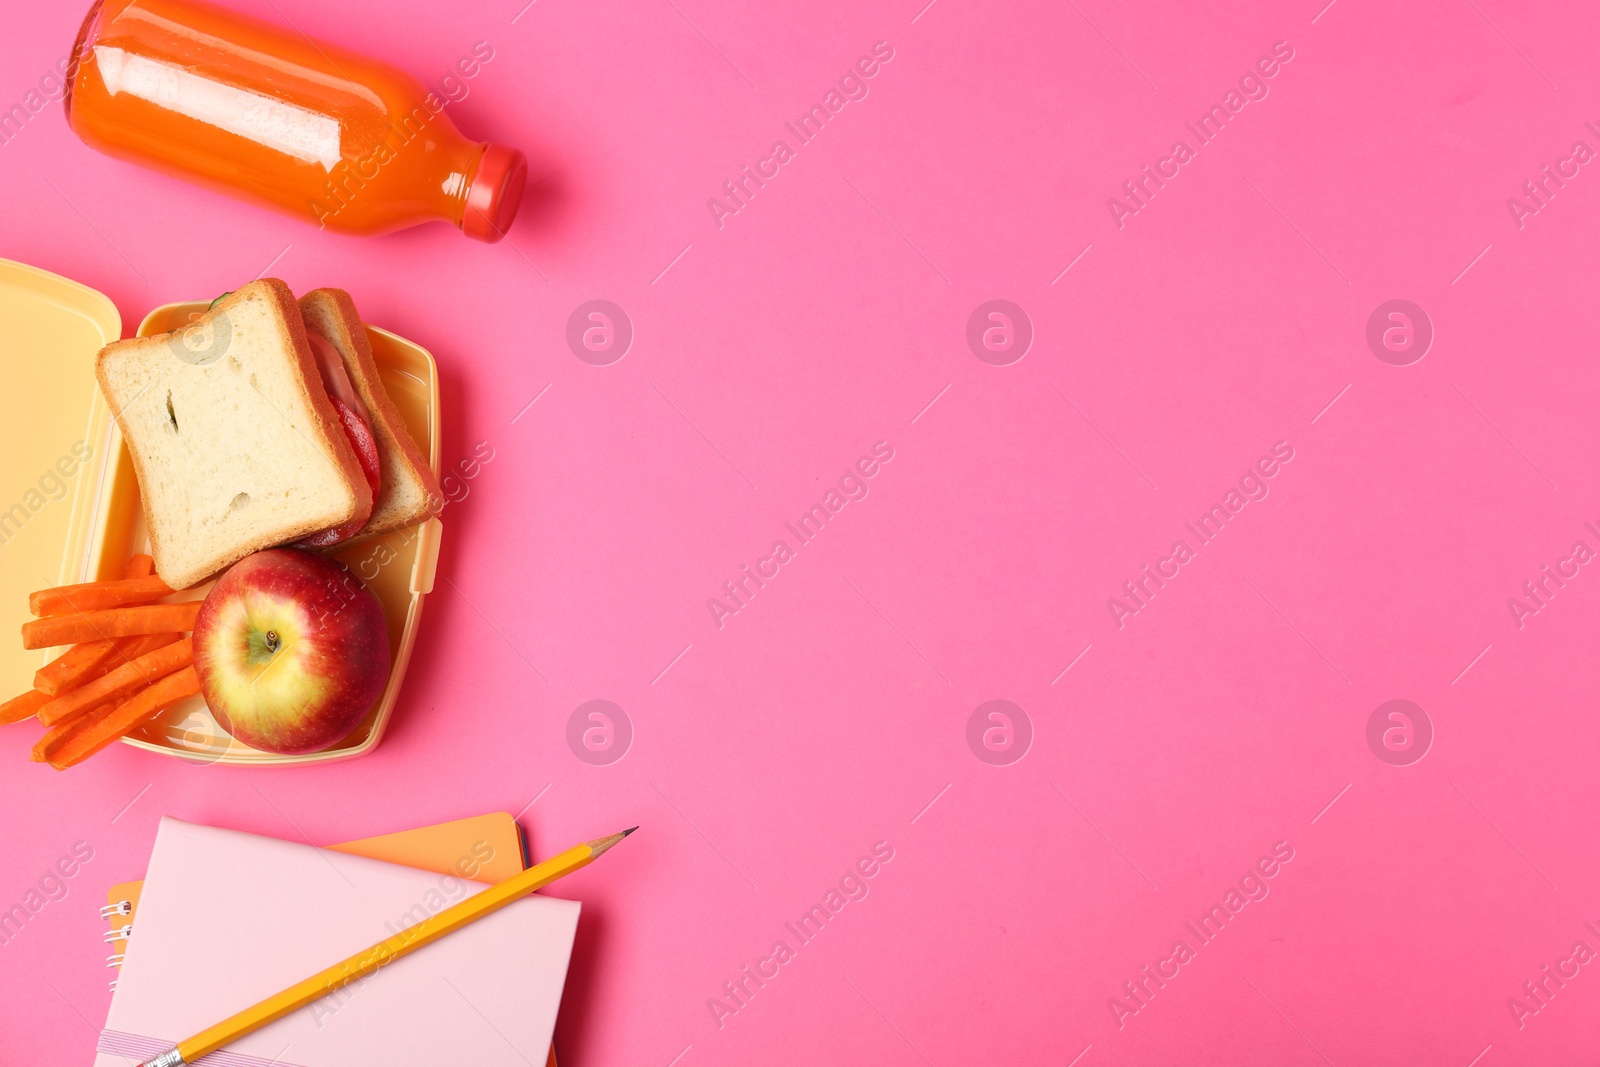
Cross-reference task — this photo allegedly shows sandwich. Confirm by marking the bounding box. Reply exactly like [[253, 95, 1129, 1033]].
[[95, 279, 442, 590], [297, 288, 442, 542]]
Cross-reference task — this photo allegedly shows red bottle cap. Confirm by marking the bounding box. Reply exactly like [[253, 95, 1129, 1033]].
[[462, 143, 528, 243]]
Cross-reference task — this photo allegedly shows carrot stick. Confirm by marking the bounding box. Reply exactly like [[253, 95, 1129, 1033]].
[[30, 575, 176, 617], [34, 555, 164, 689], [36, 634, 182, 726], [33, 629, 183, 695], [34, 640, 117, 695], [37, 636, 190, 727], [31, 557, 171, 692], [112, 631, 181, 664], [0, 689, 51, 725], [31, 700, 114, 763], [50, 667, 201, 769], [21, 602, 200, 650], [39, 606, 192, 693]]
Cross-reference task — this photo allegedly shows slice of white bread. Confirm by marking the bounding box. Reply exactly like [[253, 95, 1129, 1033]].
[[95, 279, 373, 590], [298, 288, 443, 540]]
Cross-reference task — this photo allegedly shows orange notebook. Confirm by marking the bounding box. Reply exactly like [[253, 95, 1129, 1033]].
[[100, 813, 557, 1067]]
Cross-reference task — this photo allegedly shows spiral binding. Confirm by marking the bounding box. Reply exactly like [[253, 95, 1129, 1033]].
[[103, 899, 134, 989]]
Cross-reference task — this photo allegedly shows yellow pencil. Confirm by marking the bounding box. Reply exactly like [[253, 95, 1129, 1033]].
[[137, 827, 636, 1067]]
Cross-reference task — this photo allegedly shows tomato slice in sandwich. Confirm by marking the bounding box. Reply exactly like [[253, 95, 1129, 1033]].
[[296, 331, 382, 548]]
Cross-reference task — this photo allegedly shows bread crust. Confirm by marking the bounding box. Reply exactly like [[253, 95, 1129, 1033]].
[[299, 288, 443, 540], [94, 279, 374, 588]]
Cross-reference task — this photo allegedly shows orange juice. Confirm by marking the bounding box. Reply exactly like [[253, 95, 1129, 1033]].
[[65, 0, 526, 241]]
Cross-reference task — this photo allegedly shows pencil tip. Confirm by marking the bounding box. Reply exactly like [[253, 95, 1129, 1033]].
[[588, 826, 639, 856]]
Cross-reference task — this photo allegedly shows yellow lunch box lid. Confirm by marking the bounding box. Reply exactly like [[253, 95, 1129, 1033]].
[[0, 258, 442, 765], [0, 258, 120, 696]]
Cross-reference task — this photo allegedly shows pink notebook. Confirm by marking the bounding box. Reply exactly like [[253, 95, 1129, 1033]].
[[93, 818, 580, 1067]]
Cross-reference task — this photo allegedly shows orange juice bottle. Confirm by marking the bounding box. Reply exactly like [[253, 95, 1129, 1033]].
[[65, 0, 527, 241]]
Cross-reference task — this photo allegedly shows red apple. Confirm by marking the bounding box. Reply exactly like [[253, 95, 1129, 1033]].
[[193, 548, 390, 754]]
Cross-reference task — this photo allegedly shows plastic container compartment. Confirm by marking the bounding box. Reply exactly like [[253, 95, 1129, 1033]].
[[0, 258, 442, 766]]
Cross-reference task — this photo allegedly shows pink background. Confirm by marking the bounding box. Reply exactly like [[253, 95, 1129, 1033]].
[[3, 0, 1600, 1063]]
